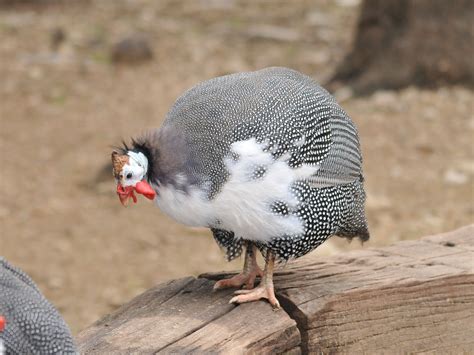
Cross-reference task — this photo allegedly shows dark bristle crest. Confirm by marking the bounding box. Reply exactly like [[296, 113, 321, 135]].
[[121, 140, 130, 152]]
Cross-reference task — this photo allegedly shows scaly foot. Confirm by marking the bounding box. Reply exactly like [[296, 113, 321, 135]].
[[214, 242, 262, 290], [213, 266, 263, 291], [229, 285, 280, 309]]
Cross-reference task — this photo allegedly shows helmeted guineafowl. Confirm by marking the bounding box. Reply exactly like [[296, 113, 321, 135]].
[[111, 67, 369, 307]]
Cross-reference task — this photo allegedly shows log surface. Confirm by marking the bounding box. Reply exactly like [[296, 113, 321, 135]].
[[77, 226, 474, 354]]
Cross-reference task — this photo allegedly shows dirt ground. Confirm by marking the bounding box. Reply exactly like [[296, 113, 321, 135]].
[[1, 0, 473, 334]]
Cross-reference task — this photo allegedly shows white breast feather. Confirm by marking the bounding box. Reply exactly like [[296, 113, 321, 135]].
[[155, 138, 318, 242]]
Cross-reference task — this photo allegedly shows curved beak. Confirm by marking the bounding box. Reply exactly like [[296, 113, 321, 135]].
[[116, 184, 137, 206]]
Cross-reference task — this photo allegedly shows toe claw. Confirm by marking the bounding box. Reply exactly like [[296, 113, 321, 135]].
[[213, 268, 262, 291], [271, 299, 281, 310], [228, 285, 279, 307], [213, 280, 225, 291]]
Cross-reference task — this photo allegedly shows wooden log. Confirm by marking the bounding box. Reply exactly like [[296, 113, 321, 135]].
[[77, 226, 474, 354]]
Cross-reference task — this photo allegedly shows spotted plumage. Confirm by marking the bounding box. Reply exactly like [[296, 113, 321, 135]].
[[0, 258, 77, 354], [153, 67, 367, 258], [211, 229, 243, 261], [113, 67, 369, 307]]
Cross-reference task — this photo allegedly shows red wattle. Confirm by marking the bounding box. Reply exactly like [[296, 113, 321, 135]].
[[135, 180, 156, 200]]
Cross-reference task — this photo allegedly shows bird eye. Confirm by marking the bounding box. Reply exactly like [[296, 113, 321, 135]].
[[126, 173, 133, 179]]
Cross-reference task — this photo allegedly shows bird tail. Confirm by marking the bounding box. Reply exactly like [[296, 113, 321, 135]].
[[335, 181, 370, 243], [336, 223, 370, 244]]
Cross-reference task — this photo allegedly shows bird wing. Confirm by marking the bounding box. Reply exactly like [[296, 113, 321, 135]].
[[273, 74, 363, 189], [298, 104, 364, 189], [162, 67, 363, 192]]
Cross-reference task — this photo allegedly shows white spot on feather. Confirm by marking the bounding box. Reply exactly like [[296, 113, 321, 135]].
[[293, 135, 306, 147], [155, 138, 318, 242]]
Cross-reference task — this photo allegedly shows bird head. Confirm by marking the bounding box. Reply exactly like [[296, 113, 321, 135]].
[[111, 150, 156, 206]]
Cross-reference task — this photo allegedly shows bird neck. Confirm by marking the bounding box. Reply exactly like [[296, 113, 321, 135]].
[[130, 128, 199, 192]]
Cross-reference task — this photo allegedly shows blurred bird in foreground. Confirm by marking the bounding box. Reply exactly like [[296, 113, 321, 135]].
[[112, 67, 369, 308], [0, 258, 77, 354]]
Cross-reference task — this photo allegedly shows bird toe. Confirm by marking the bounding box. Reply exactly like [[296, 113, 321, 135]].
[[228, 285, 279, 308]]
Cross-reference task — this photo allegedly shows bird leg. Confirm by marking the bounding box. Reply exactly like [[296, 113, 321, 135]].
[[229, 250, 280, 309], [213, 243, 263, 290]]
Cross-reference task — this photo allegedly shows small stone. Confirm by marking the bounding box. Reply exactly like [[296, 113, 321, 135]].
[[110, 34, 153, 64], [243, 25, 300, 42], [50, 27, 66, 51], [443, 169, 468, 185], [415, 144, 434, 155]]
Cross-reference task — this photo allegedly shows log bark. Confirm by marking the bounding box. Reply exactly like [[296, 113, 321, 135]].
[[77, 225, 474, 354]]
